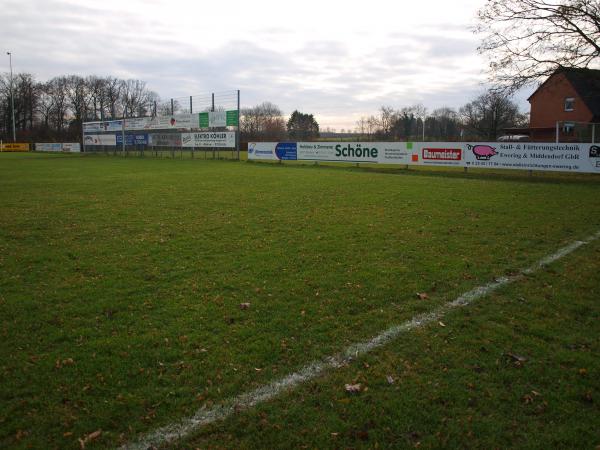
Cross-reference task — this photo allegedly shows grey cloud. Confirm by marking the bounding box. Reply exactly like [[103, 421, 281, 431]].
[[0, 0, 505, 128], [424, 36, 478, 58]]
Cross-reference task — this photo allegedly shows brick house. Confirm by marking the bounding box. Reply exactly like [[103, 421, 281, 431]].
[[506, 68, 600, 142]]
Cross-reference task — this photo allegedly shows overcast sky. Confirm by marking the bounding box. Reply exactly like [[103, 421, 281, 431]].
[[1, 0, 530, 129]]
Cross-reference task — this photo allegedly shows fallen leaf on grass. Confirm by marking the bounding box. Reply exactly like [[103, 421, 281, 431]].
[[345, 383, 362, 393], [581, 391, 593, 404], [55, 358, 75, 369], [505, 352, 527, 363], [416, 292, 429, 300], [386, 375, 395, 384], [239, 303, 251, 310], [438, 321, 446, 327], [15, 430, 28, 441], [78, 430, 101, 449]]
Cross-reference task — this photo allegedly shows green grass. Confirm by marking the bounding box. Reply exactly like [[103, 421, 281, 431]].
[[83, 148, 240, 160], [0, 152, 599, 449]]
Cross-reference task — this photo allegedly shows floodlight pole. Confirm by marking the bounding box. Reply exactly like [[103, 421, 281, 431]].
[[7, 52, 16, 142]]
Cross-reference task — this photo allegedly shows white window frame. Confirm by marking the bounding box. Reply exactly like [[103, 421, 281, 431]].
[[564, 97, 575, 112]]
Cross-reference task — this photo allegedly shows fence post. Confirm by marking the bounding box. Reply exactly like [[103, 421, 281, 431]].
[[82, 122, 86, 154], [122, 112, 126, 156], [236, 89, 240, 161]]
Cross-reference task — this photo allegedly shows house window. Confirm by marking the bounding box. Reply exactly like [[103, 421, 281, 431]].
[[564, 97, 575, 111], [562, 122, 575, 135]]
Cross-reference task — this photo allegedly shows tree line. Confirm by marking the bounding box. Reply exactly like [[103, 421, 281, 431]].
[[241, 90, 527, 142], [0, 73, 164, 142], [0, 70, 527, 143]]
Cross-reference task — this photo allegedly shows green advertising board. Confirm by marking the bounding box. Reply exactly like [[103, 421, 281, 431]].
[[198, 110, 238, 128], [226, 110, 238, 126], [199, 113, 209, 128]]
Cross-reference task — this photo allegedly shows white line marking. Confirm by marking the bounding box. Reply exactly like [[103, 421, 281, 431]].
[[122, 231, 600, 450]]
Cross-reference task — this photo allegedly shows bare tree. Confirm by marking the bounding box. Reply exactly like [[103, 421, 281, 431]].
[[104, 76, 122, 119], [477, 0, 600, 91], [121, 79, 153, 117], [65, 75, 91, 139], [241, 102, 286, 140], [460, 90, 528, 140], [37, 81, 55, 131], [429, 107, 461, 140], [87, 76, 106, 121], [355, 117, 367, 137]]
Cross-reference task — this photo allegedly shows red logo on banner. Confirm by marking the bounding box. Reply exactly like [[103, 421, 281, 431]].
[[422, 148, 462, 161]]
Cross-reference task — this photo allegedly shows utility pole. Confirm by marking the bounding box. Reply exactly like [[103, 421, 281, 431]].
[[7, 52, 16, 142]]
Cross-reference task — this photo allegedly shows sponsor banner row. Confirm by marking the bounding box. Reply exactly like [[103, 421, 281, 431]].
[[84, 132, 235, 148], [248, 141, 600, 174], [36, 142, 81, 152], [83, 111, 239, 132], [0, 142, 29, 151]]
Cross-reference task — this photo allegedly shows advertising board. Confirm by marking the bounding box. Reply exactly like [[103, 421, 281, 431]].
[[149, 133, 182, 147], [116, 134, 149, 145], [84, 134, 117, 146], [248, 142, 410, 164], [0, 142, 29, 151], [181, 132, 235, 148], [83, 121, 123, 132]]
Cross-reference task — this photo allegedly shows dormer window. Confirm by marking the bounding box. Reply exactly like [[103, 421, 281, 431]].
[[564, 97, 575, 111]]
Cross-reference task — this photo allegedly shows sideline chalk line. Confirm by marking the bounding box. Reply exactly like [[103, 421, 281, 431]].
[[122, 230, 600, 450]]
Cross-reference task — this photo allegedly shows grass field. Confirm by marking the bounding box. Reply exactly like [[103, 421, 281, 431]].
[[1, 153, 599, 449]]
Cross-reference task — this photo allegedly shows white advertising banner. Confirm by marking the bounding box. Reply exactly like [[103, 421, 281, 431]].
[[248, 142, 410, 164], [462, 142, 600, 173], [36, 142, 81, 152], [83, 121, 123, 132], [36, 143, 62, 152], [248, 142, 283, 160], [209, 111, 227, 128], [84, 134, 117, 146], [297, 142, 410, 164], [125, 117, 151, 130], [84, 114, 198, 133], [146, 114, 199, 130], [181, 132, 235, 148], [63, 143, 81, 152], [249, 141, 600, 174], [149, 133, 182, 147]]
